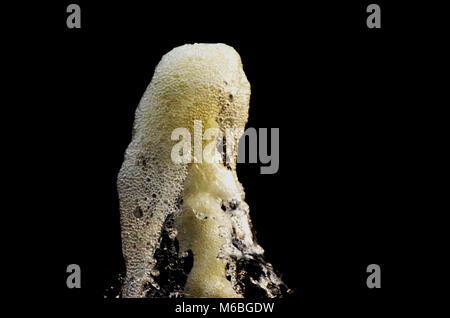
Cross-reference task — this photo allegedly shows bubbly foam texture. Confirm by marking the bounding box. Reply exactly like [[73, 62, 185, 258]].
[[118, 43, 251, 297]]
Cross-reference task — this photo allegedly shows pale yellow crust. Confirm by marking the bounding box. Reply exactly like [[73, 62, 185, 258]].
[[118, 43, 251, 297]]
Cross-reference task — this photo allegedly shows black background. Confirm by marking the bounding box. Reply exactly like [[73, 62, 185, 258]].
[[12, 0, 443, 315]]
